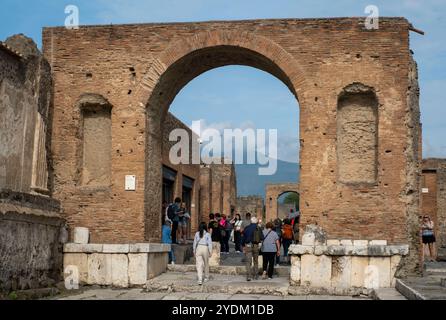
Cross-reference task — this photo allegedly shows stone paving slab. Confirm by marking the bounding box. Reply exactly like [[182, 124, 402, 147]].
[[145, 272, 290, 296], [396, 277, 446, 300], [52, 288, 367, 300]]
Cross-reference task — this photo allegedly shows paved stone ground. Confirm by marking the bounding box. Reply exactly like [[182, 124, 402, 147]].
[[52, 288, 368, 300], [396, 261, 446, 300]]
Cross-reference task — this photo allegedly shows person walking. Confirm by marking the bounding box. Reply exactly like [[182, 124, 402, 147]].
[[241, 216, 264, 281], [421, 215, 437, 261], [281, 219, 294, 264], [208, 213, 221, 266], [193, 222, 213, 285], [273, 218, 283, 265], [162, 220, 175, 265], [261, 222, 280, 280], [231, 214, 243, 253]]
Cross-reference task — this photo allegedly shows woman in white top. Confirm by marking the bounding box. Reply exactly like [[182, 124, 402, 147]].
[[193, 222, 213, 285]]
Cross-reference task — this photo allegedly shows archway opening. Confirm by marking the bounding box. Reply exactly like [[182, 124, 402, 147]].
[[143, 43, 303, 242], [277, 191, 300, 221]]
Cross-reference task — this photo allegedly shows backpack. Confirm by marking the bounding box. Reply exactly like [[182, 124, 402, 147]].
[[166, 204, 176, 220], [282, 224, 294, 240], [252, 226, 263, 244], [219, 224, 227, 238]]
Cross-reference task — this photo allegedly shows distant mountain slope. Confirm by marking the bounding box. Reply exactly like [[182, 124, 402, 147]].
[[235, 160, 299, 198]]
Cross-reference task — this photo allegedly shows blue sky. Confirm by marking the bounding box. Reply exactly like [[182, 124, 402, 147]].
[[1, 0, 445, 161]]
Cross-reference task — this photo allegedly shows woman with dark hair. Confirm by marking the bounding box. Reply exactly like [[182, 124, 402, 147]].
[[193, 222, 213, 285], [231, 214, 243, 253]]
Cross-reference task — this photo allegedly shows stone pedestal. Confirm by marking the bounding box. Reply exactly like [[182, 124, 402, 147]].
[[63, 243, 171, 288], [288, 226, 409, 291]]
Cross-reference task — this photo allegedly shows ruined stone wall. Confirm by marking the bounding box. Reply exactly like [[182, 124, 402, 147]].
[[198, 162, 237, 219], [161, 113, 200, 234], [421, 158, 446, 260], [437, 162, 446, 259], [0, 191, 64, 292], [0, 35, 65, 292], [43, 19, 418, 260], [265, 183, 299, 222], [237, 196, 264, 219], [0, 35, 52, 195]]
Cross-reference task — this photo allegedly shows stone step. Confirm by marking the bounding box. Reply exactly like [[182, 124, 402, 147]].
[[371, 288, 407, 300], [396, 277, 446, 300], [145, 272, 371, 298], [168, 264, 290, 277]]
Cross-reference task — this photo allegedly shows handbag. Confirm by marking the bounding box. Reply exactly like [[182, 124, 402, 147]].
[[259, 230, 272, 256]]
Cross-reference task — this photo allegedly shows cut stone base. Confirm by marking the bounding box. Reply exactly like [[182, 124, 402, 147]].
[[289, 235, 409, 291], [63, 243, 170, 288]]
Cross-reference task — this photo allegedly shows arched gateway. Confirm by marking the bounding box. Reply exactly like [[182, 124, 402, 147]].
[[44, 18, 421, 275]]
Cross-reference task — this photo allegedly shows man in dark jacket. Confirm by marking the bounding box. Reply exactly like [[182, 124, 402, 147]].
[[241, 216, 263, 281]]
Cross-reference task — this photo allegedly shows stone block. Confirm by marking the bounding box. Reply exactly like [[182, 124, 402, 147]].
[[331, 256, 352, 288], [369, 240, 387, 246], [147, 252, 168, 279], [288, 245, 314, 255], [301, 255, 331, 288], [111, 254, 129, 288], [340, 240, 353, 246], [103, 244, 130, 253], [327, 240, 340, 246], [304, 225, 327, 245], [353, 240, 369, 246], [87, 253, 112, 285], [64, 243, 103, 253], [63, 253, 88, 284], [369, 257, 391, 288], [314, 246, 328, 255], [302, 233, 315, 246], [351, 246, 369, 256], [128, 254, 148, 285], [290, 256, 301, 285], [351, 257, 369, 288], [326, 245, 346, 256], [73, 227, 89, 244], [390, 255, 402, 287], [130, 243, 171, 253]]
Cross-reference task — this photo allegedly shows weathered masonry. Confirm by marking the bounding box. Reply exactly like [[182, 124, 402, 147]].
[[421, 159, 446, 260], [43, 18, 422, 275], [265, 183, 300, 222], [0, 35, 65, 292]]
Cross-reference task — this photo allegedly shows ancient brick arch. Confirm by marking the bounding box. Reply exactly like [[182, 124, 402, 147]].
[[265, 183, 300, 222], [138, 30, 306, 241], [44, 18, 421, 274]]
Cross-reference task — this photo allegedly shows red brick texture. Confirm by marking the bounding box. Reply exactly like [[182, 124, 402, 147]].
[[43, 18, 421, 275]]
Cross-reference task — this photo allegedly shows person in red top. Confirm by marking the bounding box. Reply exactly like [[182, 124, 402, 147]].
[[281, 218, 294, 264]]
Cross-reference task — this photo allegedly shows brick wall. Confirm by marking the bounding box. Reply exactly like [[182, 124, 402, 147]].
[[43, 18, 420, 274]]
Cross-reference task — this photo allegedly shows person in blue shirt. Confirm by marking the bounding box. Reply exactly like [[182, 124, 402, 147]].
[[162, 220, 175, 265]]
